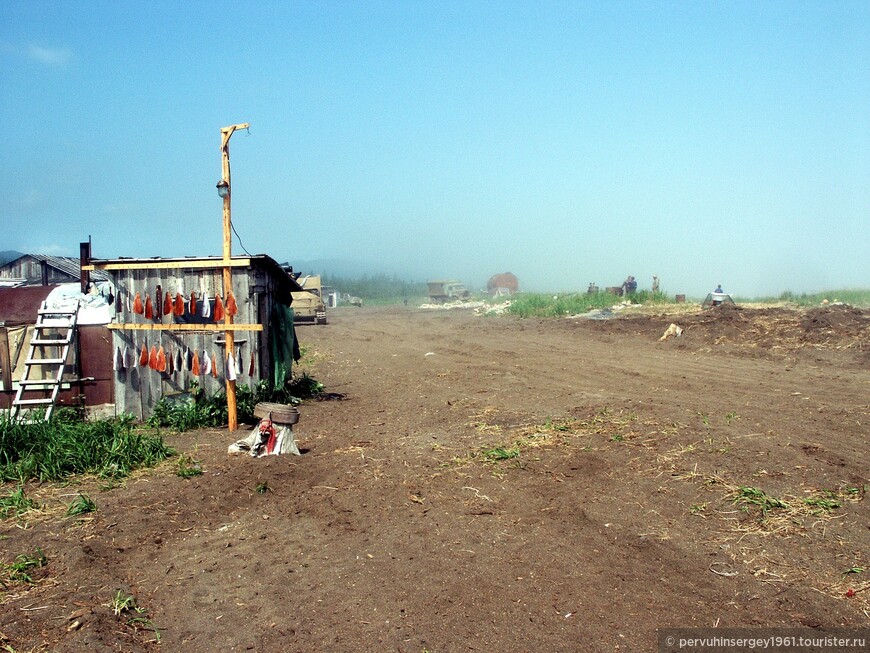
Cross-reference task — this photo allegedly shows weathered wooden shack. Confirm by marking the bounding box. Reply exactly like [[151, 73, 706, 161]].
[[86, 255, 303, 420], [0, 252, 109, 287]]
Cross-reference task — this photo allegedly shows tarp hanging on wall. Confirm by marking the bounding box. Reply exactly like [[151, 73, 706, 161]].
[[268, 303, 299, 389]]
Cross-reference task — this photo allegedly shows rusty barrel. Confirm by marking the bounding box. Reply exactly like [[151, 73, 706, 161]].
[[253, 402, 300, 425]]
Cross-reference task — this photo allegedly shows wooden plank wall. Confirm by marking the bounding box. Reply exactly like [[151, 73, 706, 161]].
[[110, 264, 277, 420]]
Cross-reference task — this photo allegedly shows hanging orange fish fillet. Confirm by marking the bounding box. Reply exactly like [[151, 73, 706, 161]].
[[144, 295, 154, 320], [163, 292, 173, 317], [139, 343, 149, 367], [148, 345, 158, 370], [157, 346, 167, 373], [212, 350, 219, 377], [133, 292, 144, 315], [174, 293, 185, 316], [226, 292, 238, 316], [189, 291, 197, 315], [191, 351, 201, 376], [214, 295, 225, 322]]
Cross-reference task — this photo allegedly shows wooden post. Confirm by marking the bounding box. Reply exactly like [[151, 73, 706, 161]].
[[220, 123, 249, 432], [0, 327, 11, 391], [79, 241, 91, 294]]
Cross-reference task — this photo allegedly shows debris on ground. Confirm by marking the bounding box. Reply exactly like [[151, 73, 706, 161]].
[[419, 300, 486, 310], [659, 323, 683, 341], [474, 301, 512, 316]]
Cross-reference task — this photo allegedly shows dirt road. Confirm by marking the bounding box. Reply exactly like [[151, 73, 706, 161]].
[[2, 303, 869, 652]]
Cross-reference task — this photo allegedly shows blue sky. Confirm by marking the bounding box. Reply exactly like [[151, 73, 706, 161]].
[[2, 1, 868, 297]]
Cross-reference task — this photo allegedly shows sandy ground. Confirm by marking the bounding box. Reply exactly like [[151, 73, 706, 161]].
[[2, 302, 869, 652]]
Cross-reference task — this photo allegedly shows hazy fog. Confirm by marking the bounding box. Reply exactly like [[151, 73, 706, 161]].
[[3, 2, 868, 298]]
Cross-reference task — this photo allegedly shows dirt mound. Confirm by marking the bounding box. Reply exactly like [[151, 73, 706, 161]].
[[580, 304, 870, 367]]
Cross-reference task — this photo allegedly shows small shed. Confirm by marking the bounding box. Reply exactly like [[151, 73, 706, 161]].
[[0, 284, 114, 415], [86, 254, 304, 420], [0, 252, 108, 287]]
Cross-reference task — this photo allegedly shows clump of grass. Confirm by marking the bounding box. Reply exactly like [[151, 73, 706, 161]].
[[733, 486, 790, 514], [1, 548, 47, 588], [147, 381, 228, 431], [802, 494, 840, 511], [66, 493, 96, 516], [255, 481, 271, 494], [0, 485, 39, 518], [110, 590, 139, 615], [507, 290, 672, 318], [481, 446, 520, 462], [109, 589, 162, 643], [0, 411, 173, 483], [148, 376, 324, 432], [176, 454, 203, 479]]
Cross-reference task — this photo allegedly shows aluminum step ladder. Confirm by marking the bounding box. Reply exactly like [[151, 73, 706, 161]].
[[11, 300, 80, 421]]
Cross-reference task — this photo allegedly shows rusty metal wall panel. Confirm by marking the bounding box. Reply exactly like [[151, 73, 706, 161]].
[[0, 286, 57, 324], [75, 325, 114, 406], [0, 325, 114, 410]]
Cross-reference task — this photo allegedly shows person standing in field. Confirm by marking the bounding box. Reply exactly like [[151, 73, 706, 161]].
[[652, 275, 660, 293]]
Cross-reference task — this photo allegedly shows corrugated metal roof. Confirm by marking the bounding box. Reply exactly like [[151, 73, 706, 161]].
[[26, 254, 110, 282], [2, 254, 109, 283]]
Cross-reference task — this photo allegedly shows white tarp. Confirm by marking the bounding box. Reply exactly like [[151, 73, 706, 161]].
[[44, 282, 114, 325]]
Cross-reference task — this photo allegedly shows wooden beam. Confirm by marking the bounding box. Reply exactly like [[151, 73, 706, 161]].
[[106, 323, 263, 332], [84, 259, 252, 272], [0, 328, 11, 390]]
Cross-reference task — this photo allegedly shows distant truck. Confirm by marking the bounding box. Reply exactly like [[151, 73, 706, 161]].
[[292, 274, 328, 325], [427, 280, 470, 303]]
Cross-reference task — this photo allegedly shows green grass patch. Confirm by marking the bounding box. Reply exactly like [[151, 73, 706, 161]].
[[0, 485, 39, 519], [735, 288, 870, 307], [481, 446, 520, 462], [1, 548, 47, 589], [0, 410, 174, 483], [802, 494, 841, 511], [175, 453, 203, 479], [108, 589, 162, 643], [506, 291, 671, 318], [148, 376, 324, 432], [733, 486, 790, 514], [66, 493, 96, 516]]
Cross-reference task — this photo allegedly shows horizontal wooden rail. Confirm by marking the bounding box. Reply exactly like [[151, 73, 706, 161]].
[[107, 323, 263, 332], [84, 259, 252, 271]]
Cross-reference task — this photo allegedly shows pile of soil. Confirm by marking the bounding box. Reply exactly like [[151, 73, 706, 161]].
[[1, 304, 868, 652]]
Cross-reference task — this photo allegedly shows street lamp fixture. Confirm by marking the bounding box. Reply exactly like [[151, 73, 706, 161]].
[[216, 179, 230, 199]]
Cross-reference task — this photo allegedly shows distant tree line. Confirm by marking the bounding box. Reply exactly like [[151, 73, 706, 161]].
[[321, 273, 427, 301]]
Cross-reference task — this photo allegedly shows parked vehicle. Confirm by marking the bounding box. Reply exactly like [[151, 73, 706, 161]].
[[427, 280, 470, 303], [292, 275, 327, 324]]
